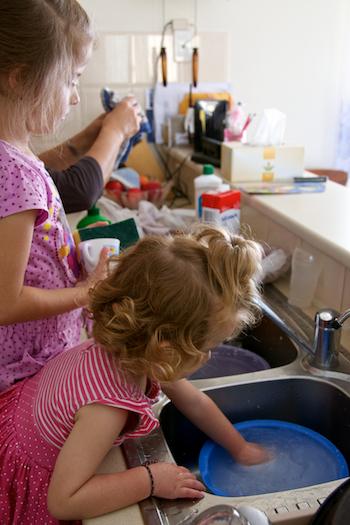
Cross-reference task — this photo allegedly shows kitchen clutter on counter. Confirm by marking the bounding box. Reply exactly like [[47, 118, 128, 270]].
[[96, 195, 192, 236], [105, 167, 173, 209], [73, 216, 140, 273], [77, 198, 290, 284], [222, 109, 305, 185], [260, 246, 290, 284]]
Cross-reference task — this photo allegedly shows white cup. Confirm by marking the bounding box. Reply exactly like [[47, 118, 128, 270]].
[[288, 247, 322, 308], [79, 238, 120, 273]]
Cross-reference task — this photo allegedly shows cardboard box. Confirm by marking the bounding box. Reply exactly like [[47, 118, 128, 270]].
[[202, 190, 240, 234], [221, 142, 304, 182]]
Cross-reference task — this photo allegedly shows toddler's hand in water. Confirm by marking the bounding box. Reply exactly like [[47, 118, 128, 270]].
[[149, 462, 206, 500], [235, 441, 272, 466]]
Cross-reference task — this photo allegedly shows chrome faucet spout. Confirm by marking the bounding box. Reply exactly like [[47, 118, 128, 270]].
[[311, 307, 350, 369], [311, 309, 340, 369], [257, 294, 350, 372], [256, 297, 314, 357]]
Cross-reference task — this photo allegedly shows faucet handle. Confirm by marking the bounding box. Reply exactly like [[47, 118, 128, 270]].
[[314, 309, 342, 329], [334, 307, 350, 329], [314, 307, 350, 330], [315, 309, 339, 327]]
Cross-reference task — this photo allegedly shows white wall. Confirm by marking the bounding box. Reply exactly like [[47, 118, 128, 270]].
[[74, 0, 348, 169]]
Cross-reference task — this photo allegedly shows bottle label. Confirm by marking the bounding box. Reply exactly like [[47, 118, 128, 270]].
[[202, 207, 240, 234], [197, 194, 203, 218]]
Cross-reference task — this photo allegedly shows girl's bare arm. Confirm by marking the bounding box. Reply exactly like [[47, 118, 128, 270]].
[[0, 210, 106, 324], [163, 379, 270, 465], [47, 403, 204, 520]]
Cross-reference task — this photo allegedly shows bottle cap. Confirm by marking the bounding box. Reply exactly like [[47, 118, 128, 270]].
[[88, 205, 101, 216], [203, 164, 215, 175], [76, 205, 111, 229]]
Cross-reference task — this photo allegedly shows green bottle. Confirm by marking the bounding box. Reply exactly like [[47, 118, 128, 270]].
[[76, 205, 111, 229]]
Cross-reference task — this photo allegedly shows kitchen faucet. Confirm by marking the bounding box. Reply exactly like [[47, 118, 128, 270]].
[[312, 307, 350, 369], [257, 297, 350, 371]]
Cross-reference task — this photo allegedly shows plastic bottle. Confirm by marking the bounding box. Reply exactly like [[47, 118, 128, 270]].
[[76, 205, 112, 229], [194, 164, 222, 218], [224, 101, 246, 142]]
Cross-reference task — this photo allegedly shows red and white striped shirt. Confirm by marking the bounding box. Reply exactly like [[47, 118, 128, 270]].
[[34, 340, 161, 449]]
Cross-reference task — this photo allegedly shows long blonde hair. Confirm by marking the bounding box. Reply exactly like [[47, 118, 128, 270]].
[[0, 0, 93, 136], [90, 225, 263, 383]]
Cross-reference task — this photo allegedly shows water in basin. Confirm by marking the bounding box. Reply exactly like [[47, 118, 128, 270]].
[[199, 420, 349, 497], [159, 377, 350, 494]]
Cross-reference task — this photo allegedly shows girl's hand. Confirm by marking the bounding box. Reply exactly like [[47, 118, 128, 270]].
[[75, 248, 110, 308], [87, 246, 110, 283], [234, 441, 272, 466], [103, 96, 142, 140], [149, 463, 206, 500]]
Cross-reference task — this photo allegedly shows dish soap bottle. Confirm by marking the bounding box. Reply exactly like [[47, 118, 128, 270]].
[[194, 164, 222, 219], [76, 205, 111, 229]]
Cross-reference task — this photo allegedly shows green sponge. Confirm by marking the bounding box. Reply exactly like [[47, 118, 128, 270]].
[[73, 218, 139, 251]]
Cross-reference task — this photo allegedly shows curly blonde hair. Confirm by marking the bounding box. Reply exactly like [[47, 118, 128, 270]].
[[90, 225, 263, 383]]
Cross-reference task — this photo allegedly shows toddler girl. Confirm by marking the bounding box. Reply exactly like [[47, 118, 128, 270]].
[[0, 0, 140, 391], [0, 224, 269, 524]]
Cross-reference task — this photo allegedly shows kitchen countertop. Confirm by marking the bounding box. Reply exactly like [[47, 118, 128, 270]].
[[241, 179, 350, 269], [165, 146, 350, 268]]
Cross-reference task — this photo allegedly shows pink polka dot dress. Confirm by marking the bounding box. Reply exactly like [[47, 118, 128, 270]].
[[0, 339, 161, 524], [0, 140, 83, 391]]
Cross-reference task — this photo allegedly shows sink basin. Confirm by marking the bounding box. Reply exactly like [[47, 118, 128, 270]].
[[122, 287, 350, 524], [124, 373, 350, 525], [189, 315, 298, 381], [159, 377, 350, 481], [229, 315, 298, 369]]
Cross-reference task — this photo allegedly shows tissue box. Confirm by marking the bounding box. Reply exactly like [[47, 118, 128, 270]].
[[221, 142, 304, 182]]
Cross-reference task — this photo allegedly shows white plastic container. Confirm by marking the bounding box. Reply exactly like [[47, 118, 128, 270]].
[[194, 164, 223, 218], [288, 247, 321, 308]]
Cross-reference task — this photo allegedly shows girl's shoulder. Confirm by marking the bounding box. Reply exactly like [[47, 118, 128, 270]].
[[0, 140, 51, 223], [0, 140, 45, 174], [77, 343, 161, 404], [39, 340, 161, 408]]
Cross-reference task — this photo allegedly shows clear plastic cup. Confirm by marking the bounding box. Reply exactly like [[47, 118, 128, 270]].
[[288, 247, 322, 308]]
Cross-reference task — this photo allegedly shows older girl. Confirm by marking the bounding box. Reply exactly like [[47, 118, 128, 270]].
[[0, 0, 141, 390]]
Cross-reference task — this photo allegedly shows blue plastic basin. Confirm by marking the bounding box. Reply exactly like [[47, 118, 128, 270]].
[[199, 419, 349, 497]]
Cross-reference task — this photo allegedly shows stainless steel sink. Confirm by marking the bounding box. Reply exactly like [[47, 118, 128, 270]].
[[189, 304, 299, 382], [122, 286, 350, 525], [159, 377, 350, 479], [227, 314, 298, 369]]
